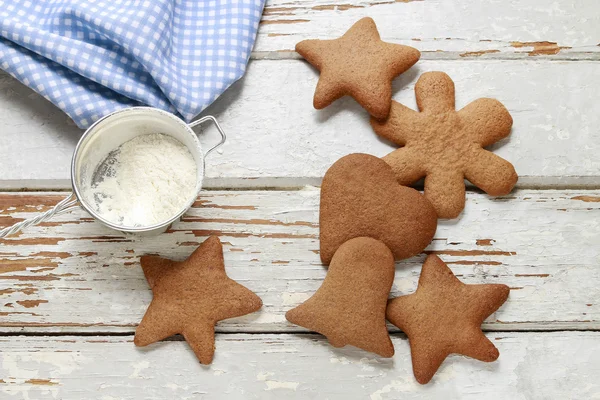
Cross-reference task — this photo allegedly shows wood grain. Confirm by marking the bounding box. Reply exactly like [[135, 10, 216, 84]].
[[0, 190, 598, 333], [1, 2, 598, 396], [257, 0, 600, 58], [1, 332, 599, 399], [1, 59, 599, 188]]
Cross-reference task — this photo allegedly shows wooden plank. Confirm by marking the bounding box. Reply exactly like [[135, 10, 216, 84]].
[[0, 190, 598, 333], [0, 332, 599, 399], [257, 0, 600, 58], [1, 59, 599, 189], [0, 71, 79, 190]]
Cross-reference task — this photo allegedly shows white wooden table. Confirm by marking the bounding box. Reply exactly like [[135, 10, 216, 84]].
[[1, 1, 599, 398]]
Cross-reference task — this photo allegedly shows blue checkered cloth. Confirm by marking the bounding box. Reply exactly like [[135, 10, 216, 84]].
[[0, 0, 264, 128]]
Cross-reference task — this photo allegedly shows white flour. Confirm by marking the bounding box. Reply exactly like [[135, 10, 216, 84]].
[[86, 133, 197, 227]]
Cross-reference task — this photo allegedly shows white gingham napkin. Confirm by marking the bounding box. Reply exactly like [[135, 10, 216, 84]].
[[0, 0, 264, 128]]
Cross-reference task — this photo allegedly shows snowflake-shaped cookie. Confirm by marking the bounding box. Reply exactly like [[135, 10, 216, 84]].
[[371, 71, 517, 218]]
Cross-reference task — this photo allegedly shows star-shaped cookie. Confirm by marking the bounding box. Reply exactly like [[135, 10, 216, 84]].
[[386, 255, 509, 384], [134, 236, 262, 364], [296, 17, 420, 119], [371, 71, 518, 218]]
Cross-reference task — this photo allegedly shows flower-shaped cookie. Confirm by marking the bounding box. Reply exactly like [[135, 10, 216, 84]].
[[371, 71, 517, 218]]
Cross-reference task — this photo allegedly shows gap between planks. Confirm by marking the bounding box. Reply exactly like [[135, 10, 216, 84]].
[[250, 50, 600, 62], [1, 324, 600, 337], [3, 177, 600, 191]]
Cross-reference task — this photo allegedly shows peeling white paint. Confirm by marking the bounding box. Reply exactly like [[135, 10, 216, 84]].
[[299, 185, 319, 192], [251, 313, 287, 325], [257, 371, 300, 391], [370, 379, 418, 400], [2, 60, 600, 186], [257, 0, 600, 56], [0, 190, 599, 333], [0, 352, 84, 399], [2, 333, 595, 398], [391, 277, 417, 294], [257, 372, 274, 381], [0, 2, 597, 398], [128, 360, 150, 379], [281, 292, 311, 306], [264, 380, 300, 391]]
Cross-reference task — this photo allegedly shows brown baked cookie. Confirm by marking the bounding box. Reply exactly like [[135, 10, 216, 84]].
[[386, 255, 510, 384], [134, 236, 262, 364], [286, 237, 395, 357], [296, 17, 420, 119], [371, 71, 517, 219], [320, 153, 437, 265]]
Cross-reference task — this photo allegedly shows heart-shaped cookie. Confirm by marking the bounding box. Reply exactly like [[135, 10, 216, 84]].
[[320, 153, 438, 265]]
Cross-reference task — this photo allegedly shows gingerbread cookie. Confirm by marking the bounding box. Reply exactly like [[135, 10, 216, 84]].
[[286, 237, 395, 357], [371, 71, 517, 219], [134, 236, 262, 364], [386, 255, 510, 384], [296, 17, 420, 119], [320, 153, 437, 265]]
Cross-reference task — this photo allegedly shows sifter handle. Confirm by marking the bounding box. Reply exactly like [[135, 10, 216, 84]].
[[0, 193, 78, 238], [188, 115, 227, 158]]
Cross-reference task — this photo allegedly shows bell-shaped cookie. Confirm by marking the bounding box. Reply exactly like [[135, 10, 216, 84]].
[[286, 237, 395, 357], [320, 153, 438, 265]]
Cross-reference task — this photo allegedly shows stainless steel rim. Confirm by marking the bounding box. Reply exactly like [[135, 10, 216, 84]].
[[71, 107, 212, 233]]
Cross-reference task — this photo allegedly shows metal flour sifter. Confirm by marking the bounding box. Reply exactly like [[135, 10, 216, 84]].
[[0, 107, 226, 238]]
